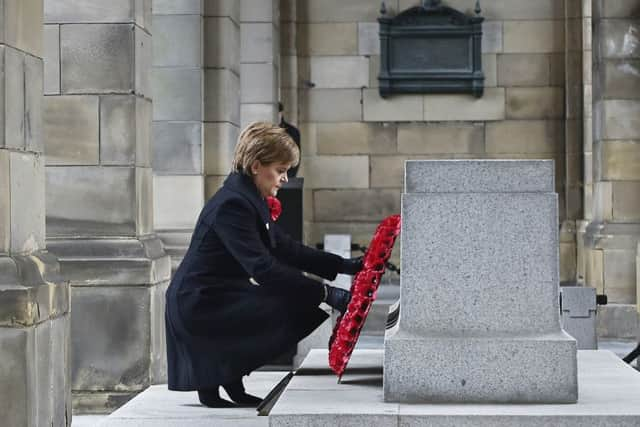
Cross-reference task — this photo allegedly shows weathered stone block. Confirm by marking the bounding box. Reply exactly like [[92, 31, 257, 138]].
[[597, 303, 638, 339], [0, 328, 33, 427], [281, 22, 296, 56], [506, 87, 564, 119], [363, 89, 422, 122], [594, 181, 613, 221], [60, 24, 134, 93], [405, 160, 555, 193], [600, 60, 640, 99], [604, 250, 637, 304], [298, 23, 358, 56], [10, 152, 45, 253], [612, 181, 640, 221], [43, 95, 99, 165], [135, 97, 152, 167], [135, 0, 152, 31], [599, 20, 640, 59], [299, 0, 389, 22], [46, 166, 136, 237], [71, 286, 151, 391], [153, 15, 201, 68], [241, 63, 277, 103], [486, 120, 563, 154], [44, 0, 132, 23], [299, 89, 361, 122], [601, 140, 640, 180], [358, 22, 379, 56], [43, 25, 60, 95], [24, 54, 43, 153], [0, 152, 9, 253], [497, 53, 550, 87], [205, 175, 226, 200], [152, 122, 202, 174], [483, 53, 497, 87], [560, 241, 577, 283], [550, 52, 567, 86], [371, 155, 410, 188], [302, 155, 369, 189], [136, 167, 153, 236], [241, 0, 274, 22], [314, 189, 400, 222], [398, 123, 484, 154], [4, 47, 25, 149], [3, 0, 43, 56], [204, 17, 240, 72], [153, 175, 204, 229], [204, 0, 240, 20], [204, 69, 240, 124], [240, 22, 275, 63], [100, 95, 135, 165], [601, 0, 640, 17], [152, 68, 202, 121], [149, 281, 169, 383], [134, 26, 151, 98], [310, 56, 369, 89], [240, 103, 277, 129], [504, 20, 564, 53], [482, 21, 503, 53], [424, 88, 506, 121], [597, 100, 640, 140], [154, 0, 201, 14], [316, 122, 397, 155], [204, 122, 239, 175]]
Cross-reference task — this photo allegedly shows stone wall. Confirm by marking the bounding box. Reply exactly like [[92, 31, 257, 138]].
[[585, 0, 640, 338], [291, 0, 575, 279]]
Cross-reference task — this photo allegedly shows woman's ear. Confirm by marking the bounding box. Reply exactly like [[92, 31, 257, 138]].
[[250, 160, 261, 175]]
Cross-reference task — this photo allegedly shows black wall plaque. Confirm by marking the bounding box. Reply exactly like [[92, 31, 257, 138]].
[[378, 0, 484, 98]]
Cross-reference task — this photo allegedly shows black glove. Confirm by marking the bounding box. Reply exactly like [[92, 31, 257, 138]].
[[339, 256, 363, 275], [324, 284, 351, 313]]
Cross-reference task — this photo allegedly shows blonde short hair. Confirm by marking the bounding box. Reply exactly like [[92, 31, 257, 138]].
[[232, 122, 300, 175]]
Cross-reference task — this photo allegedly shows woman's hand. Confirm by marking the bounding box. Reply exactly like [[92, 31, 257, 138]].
[[340, 256, 363, 275], [324, 285, 352, 313]]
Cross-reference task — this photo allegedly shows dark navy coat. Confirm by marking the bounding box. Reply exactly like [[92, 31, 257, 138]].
[[165, 172, 342, 391]]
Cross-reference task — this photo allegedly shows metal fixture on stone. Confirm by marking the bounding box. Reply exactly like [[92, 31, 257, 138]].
[[378, 1, 485, 98]]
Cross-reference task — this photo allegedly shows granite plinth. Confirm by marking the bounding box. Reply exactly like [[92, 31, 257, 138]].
[[384, 328, 577, 403], [268, 349, 640, 427]]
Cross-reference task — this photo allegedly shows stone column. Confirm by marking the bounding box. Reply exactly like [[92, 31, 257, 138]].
[[152, 0, 205, 272], [0, 0, 71, 425], [203, 0, 241, 198], [43, 0, 170, 412], [239, 0, 280, 128], [585, 1, 640, 340], [384, 160, 577, 403]]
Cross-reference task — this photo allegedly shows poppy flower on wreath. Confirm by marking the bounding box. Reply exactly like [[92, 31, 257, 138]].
[[266, 196, 282, 221]]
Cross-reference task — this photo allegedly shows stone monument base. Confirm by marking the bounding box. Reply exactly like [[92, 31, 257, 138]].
[[268, 349, 640, 427], [384, 327, 577, 403]]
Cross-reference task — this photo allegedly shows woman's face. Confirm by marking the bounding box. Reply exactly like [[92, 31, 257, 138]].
[[251, 161, 290, 198]]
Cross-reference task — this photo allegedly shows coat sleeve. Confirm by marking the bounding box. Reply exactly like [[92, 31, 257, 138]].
[[211, 198, 325, 302], [272, 223, 342, 281]]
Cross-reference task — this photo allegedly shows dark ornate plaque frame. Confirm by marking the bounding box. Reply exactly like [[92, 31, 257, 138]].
[[378, 0, 484, 98]]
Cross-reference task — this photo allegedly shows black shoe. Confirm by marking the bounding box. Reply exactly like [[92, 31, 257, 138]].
[[222, 379, 263, 407], [197, 389, 236, 408]]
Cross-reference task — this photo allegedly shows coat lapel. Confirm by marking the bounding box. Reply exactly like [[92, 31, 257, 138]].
[[223, 172, 276, 248]]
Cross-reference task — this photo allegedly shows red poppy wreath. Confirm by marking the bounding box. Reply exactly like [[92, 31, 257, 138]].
[[328, 214, 401, 379]]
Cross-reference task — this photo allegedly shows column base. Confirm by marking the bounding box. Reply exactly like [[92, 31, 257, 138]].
[[47, 235, 171, 413]]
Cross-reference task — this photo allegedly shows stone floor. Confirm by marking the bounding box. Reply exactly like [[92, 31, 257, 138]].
[[73, 337, 640, 427]]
